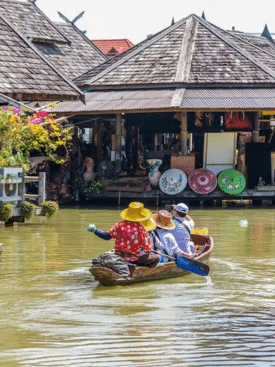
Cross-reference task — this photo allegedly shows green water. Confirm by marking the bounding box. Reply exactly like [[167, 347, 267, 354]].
[[1, 206, 275, 366]]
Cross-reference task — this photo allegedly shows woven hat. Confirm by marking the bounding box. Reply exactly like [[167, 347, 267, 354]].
[[172, 203, 189, 214], [151, 210, 176, 230], [120, 202, 152, 222], [139, 219, 157, 231]]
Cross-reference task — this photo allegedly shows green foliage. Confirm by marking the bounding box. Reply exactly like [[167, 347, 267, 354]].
[[20, 201, 35, 220], [41, 201, 58, 219], [83, 180, 102, 200], [71, 169, 102, 201], [0, 202, 14, 222]]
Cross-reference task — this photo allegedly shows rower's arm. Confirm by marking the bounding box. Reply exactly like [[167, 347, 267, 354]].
[[94, 229, 112, 240]]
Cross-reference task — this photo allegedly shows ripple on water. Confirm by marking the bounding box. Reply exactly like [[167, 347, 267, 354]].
[[1, 207, 275, 366]]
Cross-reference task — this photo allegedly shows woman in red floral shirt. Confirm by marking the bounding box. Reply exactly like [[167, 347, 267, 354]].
[[88, 202, 159, 267]]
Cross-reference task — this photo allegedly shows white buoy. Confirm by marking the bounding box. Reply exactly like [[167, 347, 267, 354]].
[[239, 219, 248, 227]]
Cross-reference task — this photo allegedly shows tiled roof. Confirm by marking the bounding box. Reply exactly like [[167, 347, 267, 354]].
[[92, 39, 134, 55], [74, 14, 275, 89], [0, 14, 82, 100]]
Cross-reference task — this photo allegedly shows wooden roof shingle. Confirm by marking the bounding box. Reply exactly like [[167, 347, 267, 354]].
[[74, 14, 275, 89], [0, 14, 82, 100], [0, 0, 68, 43], [0, 0, 107, 82]]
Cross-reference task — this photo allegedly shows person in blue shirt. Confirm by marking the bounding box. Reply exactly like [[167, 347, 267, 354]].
[[167, 203, 195, 255]]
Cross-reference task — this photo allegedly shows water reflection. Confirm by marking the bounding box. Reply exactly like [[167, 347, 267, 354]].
[[1, 206, 275, 366]]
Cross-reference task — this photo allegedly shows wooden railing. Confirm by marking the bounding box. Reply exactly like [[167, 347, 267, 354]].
[[23, 172, 46, 206]]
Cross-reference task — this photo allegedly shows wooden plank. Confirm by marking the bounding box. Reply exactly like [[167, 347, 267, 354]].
[[38, 172, 46, 205], [25, 176, 39, 182]]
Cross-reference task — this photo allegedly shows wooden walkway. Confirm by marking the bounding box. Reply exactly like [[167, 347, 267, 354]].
[[89, 188, 275, 206]]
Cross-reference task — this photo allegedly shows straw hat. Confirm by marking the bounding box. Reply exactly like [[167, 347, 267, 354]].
[[151, 210, 176, 230], [139, 219, 157, 231], [120, 202, 152, 222]]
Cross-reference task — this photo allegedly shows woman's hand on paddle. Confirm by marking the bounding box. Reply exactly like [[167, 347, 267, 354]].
[[87, 224, 96, 233]]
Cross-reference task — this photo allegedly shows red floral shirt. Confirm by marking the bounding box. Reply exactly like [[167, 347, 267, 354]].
[[108, 220, 152, 261]]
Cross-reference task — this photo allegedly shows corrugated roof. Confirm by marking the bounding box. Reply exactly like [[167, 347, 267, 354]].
[[48, 88, 275, 114], [180, 88, 275, 109], [47, 89, 178, 113]]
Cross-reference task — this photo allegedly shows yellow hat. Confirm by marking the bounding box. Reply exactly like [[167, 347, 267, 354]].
[[120, 202, 152, 222], [139, 219, 157, 231]]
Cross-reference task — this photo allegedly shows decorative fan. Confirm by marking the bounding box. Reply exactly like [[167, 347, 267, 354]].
[[188, 168, 217, 195], [97, 161, 114, 179], [159, 169, 187, 195], [218, 169, 246, 195]]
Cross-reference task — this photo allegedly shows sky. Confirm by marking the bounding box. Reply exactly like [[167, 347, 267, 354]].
[[34, 0, 275, 45]]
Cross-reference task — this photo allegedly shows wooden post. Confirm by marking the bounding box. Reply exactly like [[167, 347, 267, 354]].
[[180, 112, 188, 156], [96, 119, 103, 165], [253, 112, 260, 143], [115, 114, 122, 172], [38, 172, 46, 205], [20, 171, 25, 203]]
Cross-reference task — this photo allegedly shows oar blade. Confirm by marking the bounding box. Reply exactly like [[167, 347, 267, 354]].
[[176, 256, 210, 276]]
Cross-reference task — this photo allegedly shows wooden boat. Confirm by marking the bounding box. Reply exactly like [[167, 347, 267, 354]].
[[89, 234, 214, 286]]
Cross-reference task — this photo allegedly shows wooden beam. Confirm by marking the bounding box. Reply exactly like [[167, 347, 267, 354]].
[[115, 114, 122, 172], [180, 112, 188, 156], [253, 111, 260, 142], [175, 16, 199, 83]]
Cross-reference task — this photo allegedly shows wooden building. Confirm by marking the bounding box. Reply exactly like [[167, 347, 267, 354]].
[[46, 14, 275, 203]]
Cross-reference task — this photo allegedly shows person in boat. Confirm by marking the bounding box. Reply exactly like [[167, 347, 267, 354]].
[[168, 203, 195, 255], [87, 202, 159, 268], [149, 210, 190, 263]]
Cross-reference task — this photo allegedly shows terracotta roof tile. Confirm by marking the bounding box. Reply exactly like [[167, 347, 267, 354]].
[[92, 39, 134, 55]]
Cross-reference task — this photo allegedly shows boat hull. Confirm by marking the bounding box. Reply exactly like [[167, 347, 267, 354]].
[[89, 234, 214, 286]]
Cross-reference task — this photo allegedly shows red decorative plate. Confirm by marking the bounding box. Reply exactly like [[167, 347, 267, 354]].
[[188, 168, 217, 194]]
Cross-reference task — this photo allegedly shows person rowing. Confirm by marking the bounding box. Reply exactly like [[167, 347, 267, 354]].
[[87, 202, 159, 270]]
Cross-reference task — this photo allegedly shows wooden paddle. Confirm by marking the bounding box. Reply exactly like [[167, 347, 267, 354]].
[[152, 250, 210, 277]]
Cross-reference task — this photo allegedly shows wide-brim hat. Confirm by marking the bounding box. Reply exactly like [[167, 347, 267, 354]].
[[151, 210, 176, 230], [139, 219, 157, 231], [120, 202, 152, 222]]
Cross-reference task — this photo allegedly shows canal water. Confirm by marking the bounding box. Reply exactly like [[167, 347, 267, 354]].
[[1, 205, 275, 366]]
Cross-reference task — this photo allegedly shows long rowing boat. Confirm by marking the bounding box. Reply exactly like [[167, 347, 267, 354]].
[[89, 234, 214, 286]]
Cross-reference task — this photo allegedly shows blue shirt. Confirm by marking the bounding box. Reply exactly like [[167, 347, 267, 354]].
[[166, 217, 195, 254]]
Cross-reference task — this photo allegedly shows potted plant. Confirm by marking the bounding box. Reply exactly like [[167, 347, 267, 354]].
[[41, 201, 59, 219], [0, 202, 14, 222], [20, 201, 35, 221]]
